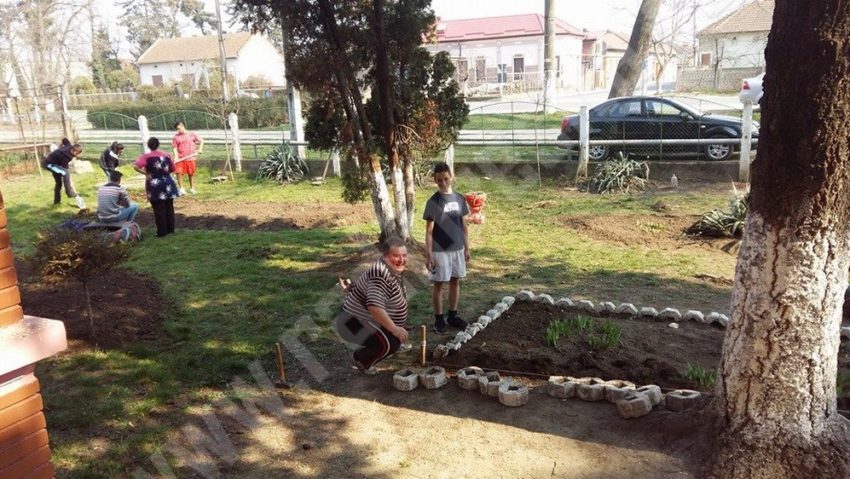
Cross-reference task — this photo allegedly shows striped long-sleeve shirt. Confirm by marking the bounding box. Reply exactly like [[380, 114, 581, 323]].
[[96, 182, 130, 222], [342, 259, 408, 327]]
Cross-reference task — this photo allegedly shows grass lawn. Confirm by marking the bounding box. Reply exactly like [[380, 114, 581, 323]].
[[1, 168, 739, 477]]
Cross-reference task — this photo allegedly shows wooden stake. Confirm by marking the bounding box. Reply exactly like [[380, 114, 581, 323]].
[[420, 325, 427, 366], [275, 342, 288, 387]]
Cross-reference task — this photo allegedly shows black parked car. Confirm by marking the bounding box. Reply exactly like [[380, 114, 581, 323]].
[[557, 96, 759, 161]]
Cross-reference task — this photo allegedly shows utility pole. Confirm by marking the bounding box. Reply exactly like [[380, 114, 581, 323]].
[[543, 0, 556, 105], [214, 0, 230, 102]]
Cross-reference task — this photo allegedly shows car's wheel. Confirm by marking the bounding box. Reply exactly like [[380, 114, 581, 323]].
[[588, 144, 609, 161], [704, 137, 733, 161]]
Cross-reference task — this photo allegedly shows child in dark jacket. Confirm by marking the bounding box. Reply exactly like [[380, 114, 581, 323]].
[[44, 143, 86, 209]]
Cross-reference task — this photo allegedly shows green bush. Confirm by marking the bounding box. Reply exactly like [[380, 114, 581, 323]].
[[545, 315, 619, 350], [684, 363, 717, 388], [686, 193, 749, 238], [87, 97, 290, 130], [588, 152, 650, 194], [256, 143, 309, 183]]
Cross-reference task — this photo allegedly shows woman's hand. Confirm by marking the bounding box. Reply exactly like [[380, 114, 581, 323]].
[[391, 325, 409, 342]]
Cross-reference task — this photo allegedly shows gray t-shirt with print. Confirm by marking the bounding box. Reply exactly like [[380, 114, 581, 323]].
[[423, 191, 470, 252]]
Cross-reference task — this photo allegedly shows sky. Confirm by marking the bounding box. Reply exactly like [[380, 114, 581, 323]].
[[99, 0, 752, 59]]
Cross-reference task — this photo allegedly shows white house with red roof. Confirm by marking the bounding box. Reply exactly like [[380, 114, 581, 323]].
[[697, 0, 773, 69], [424, 14, 586, 95]]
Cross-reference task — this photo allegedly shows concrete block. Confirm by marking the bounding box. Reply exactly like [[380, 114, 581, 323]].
[[501, 296, 516, 307], [547, 376, 577, 399], [498, 380, 529, 407], [485, 309, 501, 320], [576, 300, 595, 313], [616, 303, 638, 316], [457, 366, 484, 390], [658, 308, 682, 321], [639, 307, 658, 317], [841, 326, 850, 340], [683, 310, 705, 323], [665, 389, 701, 411], [555, 297, 574, 308], [433, 344, 449, 359], [574, 377, 606, 402], [516, 290, 535, 301], [635, 385, 663, 406], [603, 380, 636, 403], [478, 371, 502, 397], [616, 392, 654, 418], [707, 312, 729, 327], [419, 366, 448, 389], [535, 293, 555, 305], [393, 368, 420, 391]]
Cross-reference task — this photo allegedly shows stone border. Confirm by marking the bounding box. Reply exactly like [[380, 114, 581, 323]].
[[433, 289, 733, 359]]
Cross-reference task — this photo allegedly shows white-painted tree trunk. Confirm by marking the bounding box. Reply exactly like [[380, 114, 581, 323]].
[[370, 165, 397, 238], [390, 166, 409, 240]]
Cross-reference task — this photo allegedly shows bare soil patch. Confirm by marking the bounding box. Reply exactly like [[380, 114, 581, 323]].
[[16, 261, 167, 349], [133, 198, 374, 231]]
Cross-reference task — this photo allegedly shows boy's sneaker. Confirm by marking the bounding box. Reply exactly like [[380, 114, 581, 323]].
[[433, 316, 448, 334], [448, 315, 468, 329], [189, 188, 196, 195], [178, 188, 187, 196], [351, 353, 378, 376]]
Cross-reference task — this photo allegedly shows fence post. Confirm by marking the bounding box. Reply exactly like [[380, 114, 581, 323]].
[[288, 88, 306, 158], [139, 115, 150, 153], [739, 101, 754, 183], [228, 112, 243, 172], [575, 105, 589, 181], [444, 143, 455, 174], [331, 148, 341, 176]]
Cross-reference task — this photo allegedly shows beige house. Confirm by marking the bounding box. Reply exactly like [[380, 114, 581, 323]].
[[697, 0, 773, 70], [137, 33, 285, 90]]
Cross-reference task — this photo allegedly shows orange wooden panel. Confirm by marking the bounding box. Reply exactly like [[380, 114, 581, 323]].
[[0, 248, 12, 270], [0, 395, 42, 431], [0, 376, 39, 411], [0, 228, 8, 250], [0, 192, 4, 208], [0, 429, 48, 469], [0, 444, 51, 479], [0, 285, 21, 311], [23, 461, 55, 479], [0, 414, 46, 446], [0, 266, 17, 290], [0, 304, 23, 327], [0, 207, 6, 228]]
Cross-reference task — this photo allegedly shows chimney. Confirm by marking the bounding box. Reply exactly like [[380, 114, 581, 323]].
[[0, 190, 67, 478]]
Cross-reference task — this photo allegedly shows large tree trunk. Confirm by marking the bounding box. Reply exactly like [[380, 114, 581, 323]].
[[710, 2, 850, 477], [608, 0, 661, 98]]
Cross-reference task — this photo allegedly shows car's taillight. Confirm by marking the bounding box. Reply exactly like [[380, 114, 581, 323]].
[[561, 117, 571, 131], [742, 80, 751, 90]]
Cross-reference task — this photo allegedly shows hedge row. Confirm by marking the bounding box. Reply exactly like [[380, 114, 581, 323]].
[[86, 98, 291, 130]]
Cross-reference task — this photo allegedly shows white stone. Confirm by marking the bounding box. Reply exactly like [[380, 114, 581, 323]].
[[669, 322, 679, 329], [547, 376, 577, 399], [616, 392, 654, 418], [465, 324, 481, 336], [445, 341, 460, 351], [478, 371, 502, 397], [393, 368, 419, 391], [615, 303, 638, 316], [576, 300, 595, 313], [501, 296, 516, 307], [706, 312, 729, 327], [603, 380, 636, 403], [634, 385, 663, 406], [658, 308, 682, 321], [454, 332, 472, 344], [433, 344, 449, 359], [665, 389, 702, 411], [476, 316, 491, 327], [841, 327, 850, 340], [486, 309, 501, 320], [498, 380, 529, 407], [555, 297, 574, 308], [596, 301, 617, 314], [457, 366, 484, 390], [535, 293, 555, 305], [639, 307, 658, 317], [419, 366, 448, 389], [516, 290, 535, 301], [683, 310, 706, 323], [573, 377, 606, 402], [493, 302, 508, 314]]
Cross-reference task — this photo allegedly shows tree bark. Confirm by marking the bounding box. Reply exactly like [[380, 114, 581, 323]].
[[608, 0, 661, 98], [710, 2, 850, 477]]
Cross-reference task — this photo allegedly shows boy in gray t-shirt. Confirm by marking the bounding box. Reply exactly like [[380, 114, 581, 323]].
[[423, 162, 471, 333]]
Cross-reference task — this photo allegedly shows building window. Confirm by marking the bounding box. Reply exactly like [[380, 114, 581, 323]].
[[475, 57, 486, 82], [700, 52, 712, 67], [513, 55, 524, 81], [152, 75, 163, 86]]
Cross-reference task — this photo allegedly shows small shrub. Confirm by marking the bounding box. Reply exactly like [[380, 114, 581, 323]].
[[588, 152, 650, 194], [29, 227, 131, 339], [545, 319, 574, 346], [256, 143, 309, 183], [586, 320, 621, 350], [684, 363, 717, 388], [686, 193, 749, 238], [545, 315, 616, 349]]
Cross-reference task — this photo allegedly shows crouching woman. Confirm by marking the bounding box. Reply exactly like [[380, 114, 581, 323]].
[[335, 237, 410, 375]]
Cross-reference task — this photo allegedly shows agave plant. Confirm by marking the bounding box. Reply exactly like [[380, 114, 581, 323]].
[[588, 152, 650, 194], [256, 143, 309, 183], [686, 192, 750, 238]]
